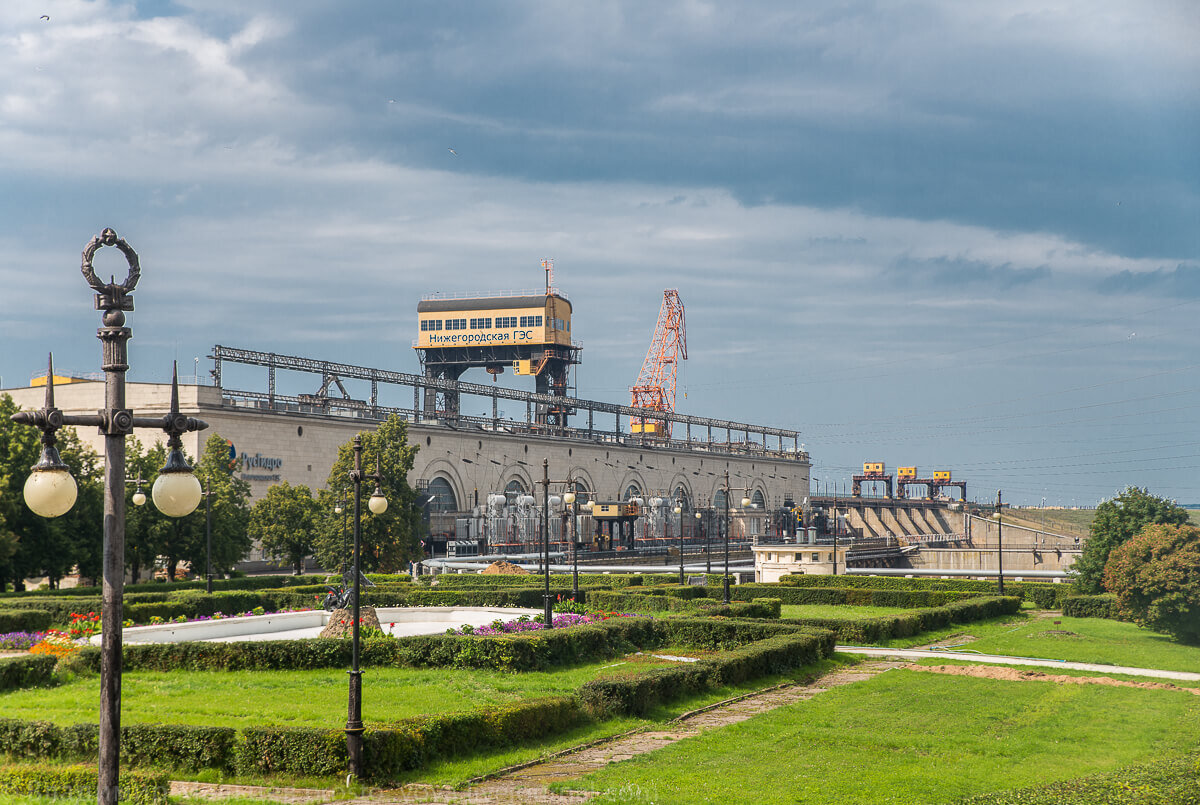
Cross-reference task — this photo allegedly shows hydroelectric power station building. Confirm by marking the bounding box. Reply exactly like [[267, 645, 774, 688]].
[[4, 280, 809, 564]]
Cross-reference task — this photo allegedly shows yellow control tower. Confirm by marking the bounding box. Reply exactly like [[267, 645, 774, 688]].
[[415, 261, 581, 425]]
